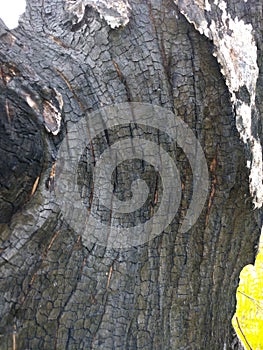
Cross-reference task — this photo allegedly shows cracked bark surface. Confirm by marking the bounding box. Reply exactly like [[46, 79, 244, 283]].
[[0, 0, 262, 349]]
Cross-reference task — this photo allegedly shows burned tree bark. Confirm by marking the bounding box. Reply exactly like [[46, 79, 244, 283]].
[[0, 0, 262, 349]]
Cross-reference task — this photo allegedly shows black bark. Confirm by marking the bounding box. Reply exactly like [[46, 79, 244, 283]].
[[0, 1, 262, 349]]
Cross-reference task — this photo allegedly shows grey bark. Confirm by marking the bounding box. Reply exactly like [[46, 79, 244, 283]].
[[0, 0, 262, 349]]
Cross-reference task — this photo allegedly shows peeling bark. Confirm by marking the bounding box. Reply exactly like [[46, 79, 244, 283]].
[[0, 0, 262, 349], [65, 0, 131, 28]]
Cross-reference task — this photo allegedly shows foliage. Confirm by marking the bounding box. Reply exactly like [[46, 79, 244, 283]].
[[233, 237, 263, 350]]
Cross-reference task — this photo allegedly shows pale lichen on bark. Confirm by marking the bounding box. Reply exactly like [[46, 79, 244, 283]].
[[65, 0, 131, 28], [175, 0, 263, 209]]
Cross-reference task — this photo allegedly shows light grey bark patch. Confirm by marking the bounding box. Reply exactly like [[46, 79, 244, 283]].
[[65, 0, 131, 28], [42, 89, 63, 135]]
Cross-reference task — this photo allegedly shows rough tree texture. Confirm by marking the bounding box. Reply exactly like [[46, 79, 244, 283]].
[[0, 0, 262, 349]]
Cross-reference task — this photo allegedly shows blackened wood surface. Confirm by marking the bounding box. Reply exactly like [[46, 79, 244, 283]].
[[0, 1, 262, 349]]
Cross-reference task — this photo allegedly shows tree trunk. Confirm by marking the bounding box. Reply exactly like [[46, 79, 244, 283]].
[[0, 0, 262, 349]]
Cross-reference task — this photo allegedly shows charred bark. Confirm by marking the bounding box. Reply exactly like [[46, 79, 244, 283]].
[[0, 1, 262, 349]]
